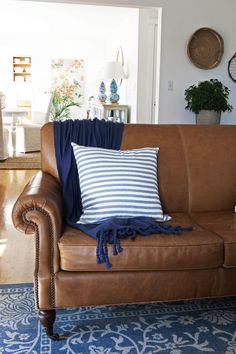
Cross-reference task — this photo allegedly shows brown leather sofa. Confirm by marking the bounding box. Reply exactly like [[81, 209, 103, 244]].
[[12, 123, 236, 339]]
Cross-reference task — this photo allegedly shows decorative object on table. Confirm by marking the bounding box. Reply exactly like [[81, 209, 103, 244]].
[[187, 27, 224, 69], [228, 53, 236, 83], [50, 58, 84, 121], [97, 81, 107, 102], [109, 79, 120, 103], [184, 79, 233, 124], [101, 61, 126, 104]]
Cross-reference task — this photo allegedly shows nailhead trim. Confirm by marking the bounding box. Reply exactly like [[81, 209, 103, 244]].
[[22, 207, 55, 309]]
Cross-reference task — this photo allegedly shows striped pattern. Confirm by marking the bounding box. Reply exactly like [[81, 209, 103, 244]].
[[72, 143, 170, 224]]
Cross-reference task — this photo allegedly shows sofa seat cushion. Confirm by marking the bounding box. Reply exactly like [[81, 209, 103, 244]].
[[58, 213, 223, 271], [191, 211, 236, 268]]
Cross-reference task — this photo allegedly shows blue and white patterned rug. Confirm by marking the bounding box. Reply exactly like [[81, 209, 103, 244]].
[[1, 284, 236, 354]]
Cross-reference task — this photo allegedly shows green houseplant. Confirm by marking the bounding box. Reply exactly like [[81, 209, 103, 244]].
[[184, 79, 233, 124]]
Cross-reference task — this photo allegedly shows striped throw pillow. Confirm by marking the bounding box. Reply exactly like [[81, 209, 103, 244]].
[[71, 143, 170, 224]]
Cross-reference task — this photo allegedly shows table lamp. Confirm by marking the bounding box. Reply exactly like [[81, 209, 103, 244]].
[[101, 61, 126, 103]]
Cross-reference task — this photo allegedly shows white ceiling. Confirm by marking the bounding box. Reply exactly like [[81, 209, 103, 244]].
[[0, 1, 137, 37]]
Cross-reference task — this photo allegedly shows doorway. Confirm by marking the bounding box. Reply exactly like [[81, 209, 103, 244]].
[[137, 8, 161, 123], [15, 1, 162, 124]]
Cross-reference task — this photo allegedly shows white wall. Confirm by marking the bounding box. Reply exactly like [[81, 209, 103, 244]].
[[0, 1, 138, 119], [157, 0, 236, 124], [44, 0, 236, 124], [105, 12, 139, 123]]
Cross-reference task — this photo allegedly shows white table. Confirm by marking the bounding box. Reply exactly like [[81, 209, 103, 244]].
[[90, 102, 129, 123], [2, 108, 31, 154]]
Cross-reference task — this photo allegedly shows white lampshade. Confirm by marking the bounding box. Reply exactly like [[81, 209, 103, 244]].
[[101, 61, 126, 81]]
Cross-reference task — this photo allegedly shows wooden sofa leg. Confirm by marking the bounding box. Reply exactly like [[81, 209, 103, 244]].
[[38, 309, 59, 340]]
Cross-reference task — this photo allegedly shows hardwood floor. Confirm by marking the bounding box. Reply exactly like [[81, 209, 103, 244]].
[[0, 170, 37, 284]]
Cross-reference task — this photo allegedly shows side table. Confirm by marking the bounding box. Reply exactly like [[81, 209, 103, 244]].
[[90, 102, 129, 123], [2, 108, 31, 154]]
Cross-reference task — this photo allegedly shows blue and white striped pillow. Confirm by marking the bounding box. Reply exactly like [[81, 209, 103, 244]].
[[71, 143, 170, 224]]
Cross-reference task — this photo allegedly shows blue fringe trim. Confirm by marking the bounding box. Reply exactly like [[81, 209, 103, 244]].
[[95, 218, 193, 270]]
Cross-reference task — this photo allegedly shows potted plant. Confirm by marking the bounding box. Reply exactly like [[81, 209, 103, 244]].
[[184, 79, 233, 124]]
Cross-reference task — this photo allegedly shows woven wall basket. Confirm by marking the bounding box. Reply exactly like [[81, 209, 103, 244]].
[[187, 27, 224, 69]]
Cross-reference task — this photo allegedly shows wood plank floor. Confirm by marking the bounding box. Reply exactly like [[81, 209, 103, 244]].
[[0, 170, 36, 284]]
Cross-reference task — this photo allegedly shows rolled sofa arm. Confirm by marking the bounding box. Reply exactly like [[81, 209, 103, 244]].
[[12, 171, 63, 237], [12, 171, 64, 309]]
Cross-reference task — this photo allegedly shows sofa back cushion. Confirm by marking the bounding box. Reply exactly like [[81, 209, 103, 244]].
[[41, 123, 236, 213], [177, 125, 236, 212]]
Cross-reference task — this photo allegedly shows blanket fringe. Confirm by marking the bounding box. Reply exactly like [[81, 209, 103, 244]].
[[96, 221, 192, 269]]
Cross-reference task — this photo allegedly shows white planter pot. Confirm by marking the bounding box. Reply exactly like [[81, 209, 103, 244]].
[[196, 110, 221, 125]]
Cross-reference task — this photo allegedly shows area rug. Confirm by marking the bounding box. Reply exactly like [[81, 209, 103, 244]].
[[0, 152, 41, 170], [1, 284, 236, 354]]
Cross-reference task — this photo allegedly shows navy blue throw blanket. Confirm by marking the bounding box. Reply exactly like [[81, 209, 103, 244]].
[[54, 119, 192, 269], [54, 119, 124, 224]]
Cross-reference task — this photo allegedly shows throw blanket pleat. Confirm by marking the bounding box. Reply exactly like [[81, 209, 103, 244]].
[[54, 119, 192, 269]]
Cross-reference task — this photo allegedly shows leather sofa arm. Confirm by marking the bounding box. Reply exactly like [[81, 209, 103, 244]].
[[12, 171, 64, 309], [12, 171, 63, 237]]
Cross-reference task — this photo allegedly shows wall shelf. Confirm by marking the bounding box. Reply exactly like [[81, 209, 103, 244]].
[[13, 73, 31, 76], [14, 64, 31, 67], [13, 56, 31, 82]]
